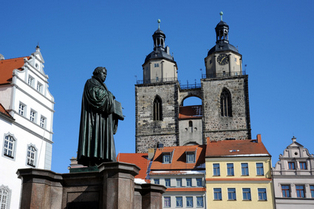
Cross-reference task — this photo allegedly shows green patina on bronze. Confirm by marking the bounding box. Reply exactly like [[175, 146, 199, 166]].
[[77, 67, 123, 167]]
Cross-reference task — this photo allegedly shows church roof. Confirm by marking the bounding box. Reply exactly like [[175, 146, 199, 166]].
[[0, 57, 28, 85], [206, 135, 270, 158], [207, 42, 239, 56]]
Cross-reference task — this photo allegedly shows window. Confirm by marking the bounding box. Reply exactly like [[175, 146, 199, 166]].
[[214, 188, 222, 200], [19, 102, 26, 116], [153, 96, 162, 121], [186, 152, 195, 163], [28, 75, 34, 87], [241, 163, 249, 176], [296, 185, 305, 198], [300, 162, 307, 170], [258, 188, 267, 201], [176, 178, 182, 187], [30, 109, 36, 122], [37, 82, 43, 93], [256, 163, 264, 175], [288, 162, 295, 170], [165, 178, 171, 187], [0, 185, 11, 209], [220, 88, 232, 117], [227, 163, 234, 176], [27, 145, 36, 167], [196, 178, 202, 187], [243, 188, 251, 200], [154, 179, 159, 185], [40, 116, 46, 128], [228, 188, 236, 200], [176, 196, 183, 207], [154, 63, 159, 67], [186, 178, 192, 187], [163, 153, 171, 163], [213, 163, 220, 176], [281, 185, 290, 197], [186, 197, 193, 207], [310, 185, 314, 198], [164, 196, 171, 208], [3, 135, 15, 158], [196, 196, 203, 207]]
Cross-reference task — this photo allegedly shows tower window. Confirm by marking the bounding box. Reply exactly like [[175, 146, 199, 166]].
[[220, 88, 232, 117], [153, 96, 162, 121]]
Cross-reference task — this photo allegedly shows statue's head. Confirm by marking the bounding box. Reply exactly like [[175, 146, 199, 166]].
[[93, 67, 107, 82]]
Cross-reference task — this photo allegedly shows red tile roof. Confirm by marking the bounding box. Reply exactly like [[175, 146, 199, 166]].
[[117, 153, 150, 180], [0, 57, 28, 85], [205, 135, 270, 157], [0, 103, 14, 120], [179, 105, 202, 119], [150, 145, 206, 170]]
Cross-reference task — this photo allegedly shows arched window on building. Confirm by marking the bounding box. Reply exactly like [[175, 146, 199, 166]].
[[220, 88, 232, 117], [3, 135, 16, 158], [27, 145, 37, 167], [0, 185, 11, 209], [153, 95, 162, 121]]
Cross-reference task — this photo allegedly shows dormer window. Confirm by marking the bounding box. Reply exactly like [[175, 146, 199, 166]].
[[163, 153, 171, 163], [186, 152, 195, 163], [299, 162, 307, 170], [288, 162, 296, 170]]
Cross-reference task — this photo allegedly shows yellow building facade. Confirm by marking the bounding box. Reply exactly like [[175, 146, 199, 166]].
[[205, 135, 275, 209]]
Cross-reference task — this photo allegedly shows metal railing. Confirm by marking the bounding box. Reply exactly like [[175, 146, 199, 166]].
[[180, 82, 201, 90], [202, 70, 246, 79], [136, 77, 178, 85]]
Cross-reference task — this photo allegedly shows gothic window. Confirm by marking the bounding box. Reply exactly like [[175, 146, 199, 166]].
[[0, 185, 11, 209], [153, 96, 162, 121], [27, 145, 37, 167], [3, 135, 15, 158], [220, 88, 232, 117]]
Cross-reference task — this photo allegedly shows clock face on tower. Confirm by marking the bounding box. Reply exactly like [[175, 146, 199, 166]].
[[217, 54, 229, 65]]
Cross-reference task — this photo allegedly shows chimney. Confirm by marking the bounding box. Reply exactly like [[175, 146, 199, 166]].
[[207, 137, 210, 144], [257, 134, 262, 143]]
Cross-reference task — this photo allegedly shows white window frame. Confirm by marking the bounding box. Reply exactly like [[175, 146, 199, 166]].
[[196, 196, 203, 207], [26, 144, 37, 167], [19, 102, 26, 116], [30, 109, 37, 122], [186, 196, 193, 208], [3, 134, 16, 159], [37, 82, 43, 93], [28, 75, 34, 87], [0, 185, 11, 209], [40, 115, 46, 128], [186, 152, 195, 163], [163, 153, 171, 163], [164, 196, 171, 208], [176, 196, 183, 207]]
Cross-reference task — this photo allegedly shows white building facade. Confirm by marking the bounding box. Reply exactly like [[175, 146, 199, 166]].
[[0, 46, 54, 209], [272, 137, 314, 209]]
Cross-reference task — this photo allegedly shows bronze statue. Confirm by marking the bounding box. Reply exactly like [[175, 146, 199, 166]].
[[77, 67, 123, 166]]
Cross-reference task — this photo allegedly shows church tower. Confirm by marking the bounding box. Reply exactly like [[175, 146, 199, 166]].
[[201, 12, 251, 141], [135, 15, 251, 153], [135, 20, 179, 153]]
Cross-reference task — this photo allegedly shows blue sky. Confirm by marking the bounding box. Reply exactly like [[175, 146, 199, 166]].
[[1, 1, 313, 173]]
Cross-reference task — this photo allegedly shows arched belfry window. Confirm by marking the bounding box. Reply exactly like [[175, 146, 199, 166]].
[[153, 95, 162, 121], [220, 88, 232, 117]]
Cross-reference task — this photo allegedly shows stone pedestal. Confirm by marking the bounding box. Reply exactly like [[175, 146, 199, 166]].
[[17, 162, 166, 209]]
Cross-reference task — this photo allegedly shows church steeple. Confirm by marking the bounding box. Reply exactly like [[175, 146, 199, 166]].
[[215, 11, 229, 44], [153, 19, 166, 51]]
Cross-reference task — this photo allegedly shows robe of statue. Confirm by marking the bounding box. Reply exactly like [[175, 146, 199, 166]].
[[77, 76, 118, 166]]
